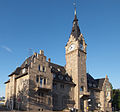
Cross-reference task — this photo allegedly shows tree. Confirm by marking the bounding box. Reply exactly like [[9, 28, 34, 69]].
[[112, 89, 120, 111]]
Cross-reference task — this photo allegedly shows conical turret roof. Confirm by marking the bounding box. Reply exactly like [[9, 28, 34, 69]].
[[71, 8, 81, 39]]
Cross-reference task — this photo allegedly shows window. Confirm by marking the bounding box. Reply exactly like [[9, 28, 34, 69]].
[[80, 86, 84, 91], [53, 74, 56, 78], [38, 65, 40, 71], [36, 75, 39, 83], [65, 76, 70, 81], [43, 66, 45, 72], [93, 84, 96, 88], [60, 84, 64, 89], [22, 68, 26, 74], [48, 97, 51, 105], [53, 83, 57, 89], [40, 78, 43, 86], [44, 78, 46, 85], [58, 75, 63, 80], [38, 92, 44, 97]]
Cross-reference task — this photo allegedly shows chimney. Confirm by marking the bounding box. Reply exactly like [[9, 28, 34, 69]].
[[48, 58, 51, 62], [40, 50, 44, 55], [34, 52, 37, 56]]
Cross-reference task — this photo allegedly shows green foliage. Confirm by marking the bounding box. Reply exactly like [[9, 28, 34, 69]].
[[112, 89, 120, 110]]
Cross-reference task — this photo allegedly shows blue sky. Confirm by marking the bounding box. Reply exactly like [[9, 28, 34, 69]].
[[0, 0, 120, 96]]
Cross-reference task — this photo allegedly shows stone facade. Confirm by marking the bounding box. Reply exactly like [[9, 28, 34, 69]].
[[5, 9, 112, 112]]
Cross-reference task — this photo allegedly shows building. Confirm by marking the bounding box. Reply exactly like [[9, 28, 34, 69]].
[[5, 9, 112, 112]]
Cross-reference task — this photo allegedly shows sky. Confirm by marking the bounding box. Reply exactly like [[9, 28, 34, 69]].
[[0, 0, 120, 96]]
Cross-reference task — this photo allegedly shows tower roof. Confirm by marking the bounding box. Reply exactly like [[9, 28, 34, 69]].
[[71, 8, 81, 39]]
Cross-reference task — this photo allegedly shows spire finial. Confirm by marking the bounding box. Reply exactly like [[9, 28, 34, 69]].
[[73, 0, 77, 16], [105, 75, 108, 79], [75, 7, 76, 16]]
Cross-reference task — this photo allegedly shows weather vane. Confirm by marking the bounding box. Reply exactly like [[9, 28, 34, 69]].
[[73, 0, 77, 15]]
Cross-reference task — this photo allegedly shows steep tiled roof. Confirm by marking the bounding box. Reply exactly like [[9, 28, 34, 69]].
[[95, 78, 105, 90], [71, 13, 81, 39], [49, 62, 75, 85], [87, 73, 105, 91], [8, 56, 33, 77], [9, 67, 22, 77], [49, 62, 66, 75]]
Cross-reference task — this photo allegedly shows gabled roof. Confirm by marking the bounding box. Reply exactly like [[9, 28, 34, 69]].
[[87, 73, 105, 91], [95, 78, 105, 90]]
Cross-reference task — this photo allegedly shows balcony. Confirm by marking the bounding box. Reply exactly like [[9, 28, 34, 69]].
[[35, 84, 51, 92], [66, 99, 75, 108], [36, 96, 47, 105], [79, 91, 90, 98]]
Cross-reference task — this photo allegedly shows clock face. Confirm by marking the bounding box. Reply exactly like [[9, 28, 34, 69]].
[[68, 44, 75, 51]]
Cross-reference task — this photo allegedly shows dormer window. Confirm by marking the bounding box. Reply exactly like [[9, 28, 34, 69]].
[[22, 68, 26, 74], [89, 83, 92, 87], [57, 68, 60, 71], [65, 76, 70, 81], [53, 74, 56, 78], [93, 84, 96, 88], [58, 75, 63, 80]]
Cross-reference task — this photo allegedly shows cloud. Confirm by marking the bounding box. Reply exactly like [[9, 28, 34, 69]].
[[1, 46, 12, 53]]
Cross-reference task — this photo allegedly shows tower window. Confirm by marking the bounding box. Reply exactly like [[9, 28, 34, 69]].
[[80, 86, 84, 91]]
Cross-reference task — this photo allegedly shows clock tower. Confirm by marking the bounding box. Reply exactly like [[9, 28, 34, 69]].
[[65, 9, 89, 112]]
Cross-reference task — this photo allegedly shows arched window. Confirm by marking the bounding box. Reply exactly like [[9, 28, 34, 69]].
[[36, 75, 39, 83], [44, 78, 46, 85], [38, 65, 40, 71], [43, 66, 45, 72]]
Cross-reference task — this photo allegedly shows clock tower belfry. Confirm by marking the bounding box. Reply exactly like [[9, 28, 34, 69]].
[[65, 9, 89, 112]]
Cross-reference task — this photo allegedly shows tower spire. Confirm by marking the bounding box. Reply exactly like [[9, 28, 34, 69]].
[[71, 0, 81, 39], [73, 0, 77, 20]]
